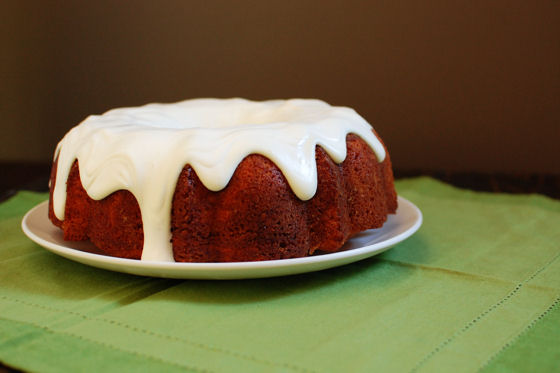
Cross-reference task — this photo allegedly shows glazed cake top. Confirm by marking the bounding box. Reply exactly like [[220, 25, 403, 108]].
[[52, 98, 386, 261]]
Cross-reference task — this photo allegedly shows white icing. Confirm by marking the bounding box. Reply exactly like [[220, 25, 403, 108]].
[[52, 98, 385, 262]]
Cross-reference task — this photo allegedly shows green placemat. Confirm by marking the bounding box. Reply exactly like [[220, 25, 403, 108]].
[[1, 177, 559, 372]]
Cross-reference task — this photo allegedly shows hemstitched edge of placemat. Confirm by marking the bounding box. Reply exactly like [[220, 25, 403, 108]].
[[408, 246, 560, 373], [478, 294, 560, 371]]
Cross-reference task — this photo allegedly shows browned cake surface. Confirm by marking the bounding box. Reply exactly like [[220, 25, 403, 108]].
[[49, 133, 397, 262]]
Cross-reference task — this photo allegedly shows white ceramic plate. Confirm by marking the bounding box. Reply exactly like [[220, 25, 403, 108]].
[[21, 196, 422, 279]]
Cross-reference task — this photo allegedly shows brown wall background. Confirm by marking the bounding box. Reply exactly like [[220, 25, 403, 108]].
[[1, 1, 559, 173]]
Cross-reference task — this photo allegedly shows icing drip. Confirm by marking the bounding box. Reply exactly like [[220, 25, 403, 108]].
[[52, 98, 386, 261]]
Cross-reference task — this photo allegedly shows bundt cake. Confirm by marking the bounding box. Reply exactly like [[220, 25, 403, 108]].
[[48, 98, 397, 262]]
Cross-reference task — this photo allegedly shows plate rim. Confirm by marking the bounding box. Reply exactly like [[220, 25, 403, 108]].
[[21, 196, 422, 279]]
